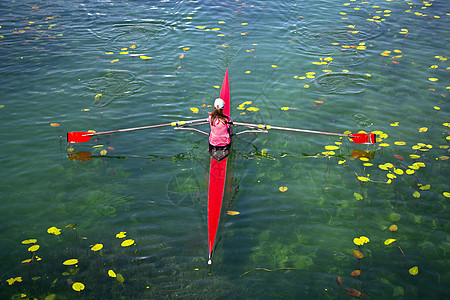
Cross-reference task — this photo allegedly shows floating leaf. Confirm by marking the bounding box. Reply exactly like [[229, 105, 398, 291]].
[[428, 78, 438, 82], [91, 244, 103, 251], [110, 59, 119, 63], [50, 123, 60, 127], [384, 239, 396, 245], [353, 238, 363, 246], [336, 276, 344, 286], [389, 213, 401, 222], [413, 191, 420, 198], [379, 164, 388, 171], [116, 273, 125, 283], [72, 282, 85, 291], [227, 211, 240, 216], [279, 186, 288, 192], [419, 127, 428, 132], [357, 176, 370, 182], [346, 288, 362, 297], [360, 236, 369, 244], [121, 239, 135, 247], [409, 266, 419, 275], [116, 231, 126, 238], [190, 107, 199, 114], [351, 270, 361, 276], [63, 259, 78, 266], [140, 56, 152, 60], [325, 145, 339, 150], [387, 172, 398, 180], [353, 192, 363, 200], [108, 270, 117, 278], [394, 168, 404, 175], [22, 259, 32, 263], [443, 192, 450, 198], [322, 151, 335, 156], [28, 245, 40, 252], [6, 277, 22, 285], [271, 65, 278, 68], [389, 224, 398, 231], [353, 249, 363, 258], [22, 239, 37, 244], [419, 184, 430, 190], [47, 226, 61, 235]]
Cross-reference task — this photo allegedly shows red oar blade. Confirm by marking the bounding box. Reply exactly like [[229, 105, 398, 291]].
[[349, 133, 376, 144], [67, 132, 93, 143]]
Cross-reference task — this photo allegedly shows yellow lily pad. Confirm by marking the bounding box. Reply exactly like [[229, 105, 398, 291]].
[[72, 282, 85, 291], [63, 259, 78, 266], [91, 244, 103, 251], [384, 239, 396, 245], [121, 239, 135, 247]]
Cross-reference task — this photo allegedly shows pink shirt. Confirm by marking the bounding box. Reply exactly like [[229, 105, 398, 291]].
[[208, 115, 232, 146]]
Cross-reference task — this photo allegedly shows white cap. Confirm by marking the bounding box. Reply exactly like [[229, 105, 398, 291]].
[[214, 98, 225, 109]]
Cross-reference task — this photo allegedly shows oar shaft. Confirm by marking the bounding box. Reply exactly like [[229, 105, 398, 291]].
[[89, 118, 207, 136], [233, 122, 347, 137]]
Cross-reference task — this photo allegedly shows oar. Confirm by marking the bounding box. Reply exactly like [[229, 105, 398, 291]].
[[233, 122, 376, 144], [67, 118, 207, 143]]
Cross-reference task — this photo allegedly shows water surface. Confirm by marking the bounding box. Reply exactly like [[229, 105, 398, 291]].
[[0, 0, 449, 299]]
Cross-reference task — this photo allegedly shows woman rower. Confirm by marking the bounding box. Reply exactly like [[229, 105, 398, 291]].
[[208, 98, 232, 161]]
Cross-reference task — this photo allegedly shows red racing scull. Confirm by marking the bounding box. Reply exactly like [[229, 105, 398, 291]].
[[207, 69, 230, 265]]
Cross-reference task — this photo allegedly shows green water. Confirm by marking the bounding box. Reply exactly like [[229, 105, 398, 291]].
[[1, 0, 449, 299]]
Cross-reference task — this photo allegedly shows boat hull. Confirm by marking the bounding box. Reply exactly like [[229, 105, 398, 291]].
[[207, 69, 230, 264]]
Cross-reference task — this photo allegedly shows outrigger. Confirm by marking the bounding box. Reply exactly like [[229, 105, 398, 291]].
[[67, 69, 375, 264]]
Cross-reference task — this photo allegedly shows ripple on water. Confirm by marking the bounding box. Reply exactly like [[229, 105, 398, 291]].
[[313, 72, 369, 95], [352, 112, 372, 127], [85, 70, 142, 107], [290, 14, 386, 68], [106, 20, 174, 51]]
